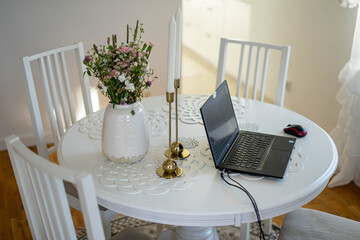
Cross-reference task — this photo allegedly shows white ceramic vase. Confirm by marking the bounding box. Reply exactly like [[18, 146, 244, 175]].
[[102, 102, 149, 163]]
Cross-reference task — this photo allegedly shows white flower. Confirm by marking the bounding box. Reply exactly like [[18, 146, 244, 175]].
[[119, 73, 126, 82], [125, 83, 135, 92], [125, 79, 130, 86]]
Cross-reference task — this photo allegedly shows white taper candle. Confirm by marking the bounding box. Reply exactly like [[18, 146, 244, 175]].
[[167, 17, 176, 93], [175, 7, 182, 79]]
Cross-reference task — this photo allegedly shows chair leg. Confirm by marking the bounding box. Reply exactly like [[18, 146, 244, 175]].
[[100, 210, 118, 239], [240, 223, 250, 240], [264, 218, 272, 235]]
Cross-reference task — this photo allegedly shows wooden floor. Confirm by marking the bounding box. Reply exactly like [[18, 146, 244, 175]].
[[1, 147, 360, 239]]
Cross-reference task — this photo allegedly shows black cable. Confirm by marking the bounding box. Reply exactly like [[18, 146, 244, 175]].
[[220, 171, 266, 240]]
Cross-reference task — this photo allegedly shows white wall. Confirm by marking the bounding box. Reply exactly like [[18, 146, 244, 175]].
[[249, 0, 357, 132], [0, 0, 181, 150]]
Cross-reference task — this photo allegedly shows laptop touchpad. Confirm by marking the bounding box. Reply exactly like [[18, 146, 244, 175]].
[[262, 149, 290, 176]]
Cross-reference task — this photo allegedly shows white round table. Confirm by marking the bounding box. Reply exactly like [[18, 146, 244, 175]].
[[58, 95, 338, 240]]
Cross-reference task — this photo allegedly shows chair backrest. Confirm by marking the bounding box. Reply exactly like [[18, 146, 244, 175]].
[[216, 37, 291, 107], [5, 135, 105, 240], [23, 42, 93, 159]]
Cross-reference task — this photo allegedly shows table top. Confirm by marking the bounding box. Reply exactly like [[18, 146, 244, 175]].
[[58, 94, 338, 227]]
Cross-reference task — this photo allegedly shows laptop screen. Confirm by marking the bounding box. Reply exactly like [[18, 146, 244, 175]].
[[200, 81, 239, 167]]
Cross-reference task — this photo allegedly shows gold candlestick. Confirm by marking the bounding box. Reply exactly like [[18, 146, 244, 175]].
[[165, 78, 190, 160], [157, 92, 183, 178]]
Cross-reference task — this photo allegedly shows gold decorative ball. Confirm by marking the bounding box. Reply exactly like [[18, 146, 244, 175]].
[[170, 141, 184, 155], [162, 159, 177, 174]]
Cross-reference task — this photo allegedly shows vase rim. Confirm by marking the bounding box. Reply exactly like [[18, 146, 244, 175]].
[[109, 101, 139, 109]]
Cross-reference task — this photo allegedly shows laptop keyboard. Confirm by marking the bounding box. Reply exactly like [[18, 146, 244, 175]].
[[227, 133, 274, 170]]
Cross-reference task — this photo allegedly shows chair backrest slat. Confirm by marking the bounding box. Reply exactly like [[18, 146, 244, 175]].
[[38, 57, 60, 147], [22, 57, 49, 159], [26, 163, 54, 238], [53, 53, 71, 129], [275, 46, 291, 106], [60, 51, 77, 124], [236, 43, 245, 97], [23, 42, 93, 159], [6, 135, 105, 240], [45, 55, 65, 136], [216, 37, 291, 107], [252, 46, 262, 100], [76, 42, 93, 115], [259, 47, 270, 102], [244, 45, 253, 99], [52, 177, 78, 239]]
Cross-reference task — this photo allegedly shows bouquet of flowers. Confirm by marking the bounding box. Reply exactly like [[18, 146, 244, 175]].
[[83, 21, 157, 114]]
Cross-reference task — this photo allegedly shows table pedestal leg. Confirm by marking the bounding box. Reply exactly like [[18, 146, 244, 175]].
[[158, 226, 219, 240], [240, 223, 250, 240]]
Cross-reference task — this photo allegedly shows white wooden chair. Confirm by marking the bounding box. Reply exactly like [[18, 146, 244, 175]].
[[216, 37, 290, 239], [6, 135, 152, 240], [278, 208, 360, 240], [216, 37, 291, 107], [22, 42, 92, 159], [22, 43, 117, 239]]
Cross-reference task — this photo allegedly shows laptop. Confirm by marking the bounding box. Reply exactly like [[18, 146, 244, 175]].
[[200, 80, 296, 179]]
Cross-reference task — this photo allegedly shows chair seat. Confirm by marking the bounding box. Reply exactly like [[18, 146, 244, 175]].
[[278, 208, 360, 240], [111, 228, 152, 240]]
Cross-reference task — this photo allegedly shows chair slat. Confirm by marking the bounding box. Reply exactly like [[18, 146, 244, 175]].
[[236, 44, 245, 97], [45, 55, 65, 136], [51, 177, 77, 239], [259, 48, 270, 102], [216, 38, 228, 89], [275, 46, 291, 107], [42, 173, 68, 239], [244, 45, 253, 99], [76, 42, 93, 115], [60, 51, 76, 124], [22, 57, 49, 159], [76, 172, 105, 240], [38, 57, 59, 146], [252, 46, 262, 100], [28, 165, 55, 239], [53, 53, 71, 129]]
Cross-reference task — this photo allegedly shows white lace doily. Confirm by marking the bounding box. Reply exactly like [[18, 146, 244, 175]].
[[162, 95, 249, 124], [78, 96, 252, 139], [92, 139, 210, 195]]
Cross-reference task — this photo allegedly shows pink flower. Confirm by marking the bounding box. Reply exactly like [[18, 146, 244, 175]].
[[134, 62, 138, 66], [132, 50, 137, 57], [120, 46, 131, 53], [121, 62, 129, 68], [104, 75, 111, 80], [149, 41, 155, 47], [138, 52, 143, 58]]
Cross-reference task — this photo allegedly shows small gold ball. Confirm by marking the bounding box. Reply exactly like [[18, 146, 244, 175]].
[[170, 142, 184, 155], [162, 159, 177, 174]]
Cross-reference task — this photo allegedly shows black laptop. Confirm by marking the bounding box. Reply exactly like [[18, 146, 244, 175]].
[[200, 81, 296, 179]]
